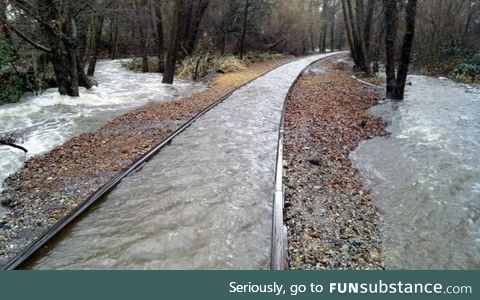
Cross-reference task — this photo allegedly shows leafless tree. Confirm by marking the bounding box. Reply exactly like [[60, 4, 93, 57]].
[[384, 0, 418, 100], [163, 0, 185, 84]]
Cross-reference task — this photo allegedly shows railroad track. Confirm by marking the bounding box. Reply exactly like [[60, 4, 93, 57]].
[[271, 52, 349, 270], [2, 52, 348, 270]]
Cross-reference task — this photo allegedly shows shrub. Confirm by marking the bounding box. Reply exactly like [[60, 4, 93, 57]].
[[0, 40, 28, 104], [176, 55, 246, 80], [452, 54, 480, 83]]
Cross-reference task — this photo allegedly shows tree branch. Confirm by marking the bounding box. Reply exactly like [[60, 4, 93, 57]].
[[0, 17, 52, 52], [0, 141, 28, 153]]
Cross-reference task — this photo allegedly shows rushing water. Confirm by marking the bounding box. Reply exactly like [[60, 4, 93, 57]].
[[352, 76, 480, 269], [29, 54, 336, 270], [0, 60, 204, 198]]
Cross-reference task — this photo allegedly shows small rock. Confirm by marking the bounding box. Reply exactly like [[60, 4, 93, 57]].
[[305, 157, 321, 166], [0, 194, 13, 207]]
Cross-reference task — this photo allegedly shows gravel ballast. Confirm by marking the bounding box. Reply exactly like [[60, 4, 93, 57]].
[[0, 58, 292, 267], [284, 60, 386, 270]]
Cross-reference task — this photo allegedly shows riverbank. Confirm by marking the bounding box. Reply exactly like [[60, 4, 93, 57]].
[[284, 59, 386, 270], [0, 57, 293, 266]]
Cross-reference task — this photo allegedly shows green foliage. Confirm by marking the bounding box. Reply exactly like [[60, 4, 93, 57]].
[[0, 40, 28, 104], [452, 54, 480, 83], [0, 75, 27, 104], [0, 39, 17, 71]]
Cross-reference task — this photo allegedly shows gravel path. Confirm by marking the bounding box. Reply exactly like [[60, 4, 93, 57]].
[[284, 60, 386, 270]]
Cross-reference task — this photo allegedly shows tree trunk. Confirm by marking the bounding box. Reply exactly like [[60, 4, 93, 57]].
[[152, 0, 165, 72], [185, 0, 209, 55], [66, 0, 80, 97], [329, 7, 336, 51], [392, 0, 418, 100], [384, 0, 398, 98], [163, 0, 185, 84], [135, 0, 149, 73], [182, 0, 194, 56], [6, 0, 93, 97], [363, 0, 375, 57], [348, 0, 370, 74], [355, 0, 365, 41], [341, 0, 355, 60], [87, 8, 106, 76], [319, 0, 329, 53], [110, 0, 120, 59], [239, 0, 250, 60]]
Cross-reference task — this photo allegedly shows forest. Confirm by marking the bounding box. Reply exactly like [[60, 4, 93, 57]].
[[0, 0, 480, 272], [0, 0, 479, 104]]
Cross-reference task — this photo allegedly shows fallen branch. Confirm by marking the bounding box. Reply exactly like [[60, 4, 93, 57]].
[[0, 130, 28, 153], [351, 75, 382, 88], [0, 141, 28, 153]]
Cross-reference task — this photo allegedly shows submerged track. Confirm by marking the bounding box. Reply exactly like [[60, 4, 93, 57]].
[[4, 53, 345, 270]]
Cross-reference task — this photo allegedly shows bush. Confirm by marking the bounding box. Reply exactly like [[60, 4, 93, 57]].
[[176, 55, 246, 80], [0, 74, 27, 104], [452, 54, 480, 83], [0, 40, 28, 104], [176, 52, 283, 80]]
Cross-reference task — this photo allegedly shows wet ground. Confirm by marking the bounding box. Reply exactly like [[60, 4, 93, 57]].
[[0, 60, 203, 198], [352, 76, 480, 269], [284, 60, 384, 270], [0, 57, 292, 267], [29, 54, 338, 270]]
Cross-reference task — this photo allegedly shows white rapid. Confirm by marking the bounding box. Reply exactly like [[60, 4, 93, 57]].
[[0, 60, 204, 198]]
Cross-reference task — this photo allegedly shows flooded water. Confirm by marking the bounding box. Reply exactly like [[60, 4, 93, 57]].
[[0, 60, 204, 197], [30, 54, 336, 270], [352, 76, 480, 269]]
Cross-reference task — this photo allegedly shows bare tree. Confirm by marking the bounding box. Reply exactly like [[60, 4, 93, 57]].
[[163, 0, 185, 84], [1, 0, 94, 96], [239, 0, 250, 59], [341, 0, 370, 74], [152, 0, 165, 72], [135, 0, 150, 73], [88, 0, 108, 76], [182, 0, 210, 56], [384, 0, 418, 100]]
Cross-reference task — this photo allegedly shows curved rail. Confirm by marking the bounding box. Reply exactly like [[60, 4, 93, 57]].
[[2, 58, 300, 270], [270, 53, 348, 270]]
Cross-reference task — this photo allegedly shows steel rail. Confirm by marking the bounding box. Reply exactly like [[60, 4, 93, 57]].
[[1, 57, 299, 270], [270, 52, 348, 270], [2, 53, 347, 270]]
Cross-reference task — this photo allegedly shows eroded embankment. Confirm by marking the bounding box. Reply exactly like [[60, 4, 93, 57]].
[[284, 61, 386, 270], [0, 58, 292, 266]]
